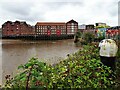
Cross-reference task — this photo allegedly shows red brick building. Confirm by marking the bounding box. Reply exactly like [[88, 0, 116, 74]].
[[35, 22, 66, 36], [35, 19, 78, 36], [2, 21, 34, 37], [66, 19, 78, 35], [2, 19, 78, 38]]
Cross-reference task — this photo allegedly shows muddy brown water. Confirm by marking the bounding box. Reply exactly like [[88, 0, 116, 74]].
[[0, 39, 81, 84]]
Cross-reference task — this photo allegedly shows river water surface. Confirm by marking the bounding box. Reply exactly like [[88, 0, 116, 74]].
[[1, 39, 81, 84]]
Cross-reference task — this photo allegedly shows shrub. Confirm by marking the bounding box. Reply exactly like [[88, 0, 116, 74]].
[[76, 31, 82, 38], [82, 32, 95, 44], [115, 41, 120, 87], [96, 36, 105, 42], [3, 45, 116, 89]]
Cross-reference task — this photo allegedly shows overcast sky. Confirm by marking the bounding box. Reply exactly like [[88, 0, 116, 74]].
[[0, 0, 119, 27]]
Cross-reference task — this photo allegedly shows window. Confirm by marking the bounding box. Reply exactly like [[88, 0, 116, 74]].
[[71, 23, 74, 33], [47, 26, 51, 30]]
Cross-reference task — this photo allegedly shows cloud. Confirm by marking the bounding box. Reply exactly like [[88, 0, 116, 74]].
[[118, 1, 120, 25], [0, 1, 35, 25], [0, 1, 34, 19], [0, 0, 119, 27]]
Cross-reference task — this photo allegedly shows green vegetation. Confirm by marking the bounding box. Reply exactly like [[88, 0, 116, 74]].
[[115, 40, 120, 87], [95, 25, 110, 29], [3, 44, 119, 89], [75, 31, 82, 38], [75, 31, 106, 44], [82, 32, 95, 43], [75, 32, 96, 44]]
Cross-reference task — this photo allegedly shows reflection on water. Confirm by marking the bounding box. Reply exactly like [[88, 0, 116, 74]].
[[2, 39, 81, 84]]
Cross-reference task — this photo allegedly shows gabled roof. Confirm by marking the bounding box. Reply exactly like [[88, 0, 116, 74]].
[[2, 21, 12, 26], [66, 19, 78, 24]]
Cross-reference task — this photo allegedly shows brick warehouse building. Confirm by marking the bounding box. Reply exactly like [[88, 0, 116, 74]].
[[2, 19, 78, 39], [2, 21, 35, 37], [35, 22, 66, 36], [66, 19, 78, 35], [35, 19, 78, 36]]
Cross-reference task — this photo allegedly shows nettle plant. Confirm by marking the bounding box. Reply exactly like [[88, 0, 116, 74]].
[[4, 45, 116, 89]]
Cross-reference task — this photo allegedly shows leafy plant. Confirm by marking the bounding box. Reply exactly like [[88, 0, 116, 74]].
[[115, 41, 120, 87], [3, 44, 118, 89], [81, 32, 95, 44], [76, 31, 82, 38], [4, 57, 51, 89]]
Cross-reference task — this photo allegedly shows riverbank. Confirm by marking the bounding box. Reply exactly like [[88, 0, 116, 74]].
[[2, 43, 120, 88], [2, 34, 74, 40]]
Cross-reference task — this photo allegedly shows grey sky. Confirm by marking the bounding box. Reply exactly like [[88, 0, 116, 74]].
[[0, 0, 119, 27], [118, 1, 120, 25]]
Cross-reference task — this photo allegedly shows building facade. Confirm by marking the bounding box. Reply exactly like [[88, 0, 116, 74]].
[[35, 22, 66, 36], [86, 24, 94, 30], [35, 19, 78, 36], [66, 20, 78, 35], [96, 22, 106, 26], [2, 19, 78, 38], [2, 21, 34, 37], [81, 24, 95, 34]]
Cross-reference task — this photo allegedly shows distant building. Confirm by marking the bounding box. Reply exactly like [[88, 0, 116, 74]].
[[66, 19, 78, 35], [78, 24, 86, 32], [86, 24, 94, 30], [35, 22, 66, 36], [96, 22, 106, 26], [78, 24, 94, 30], [78, 24, 86, 30], [78, 24, 95, 33], [81, 24, 95, 34], [2, 21, 34, 37], [35, 19, 78, 36], [2, 19, 78, 38]]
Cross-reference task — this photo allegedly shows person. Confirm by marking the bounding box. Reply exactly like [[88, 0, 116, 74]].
[[99, 39, 118, 71]]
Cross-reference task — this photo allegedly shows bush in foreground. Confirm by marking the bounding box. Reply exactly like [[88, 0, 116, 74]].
[[3, 45, 116, 89]]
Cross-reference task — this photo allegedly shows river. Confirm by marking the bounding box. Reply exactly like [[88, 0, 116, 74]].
[[1, 39, 81, 84]]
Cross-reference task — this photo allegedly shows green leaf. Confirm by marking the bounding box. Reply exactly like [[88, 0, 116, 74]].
[[18, 64, 24, 69]]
